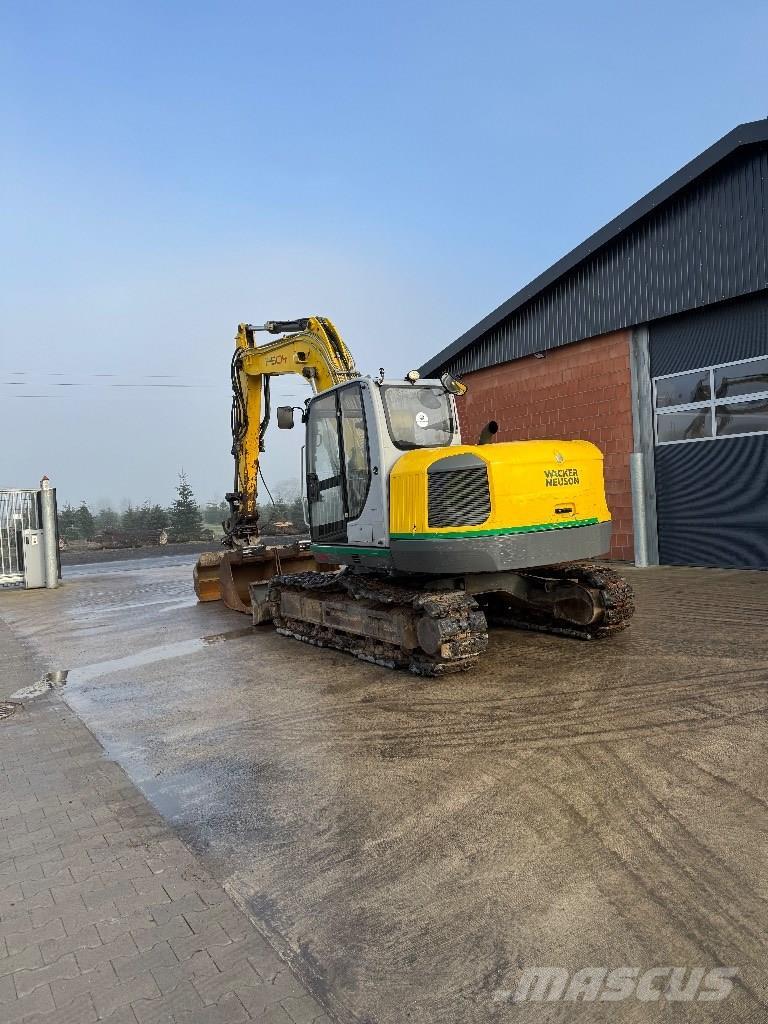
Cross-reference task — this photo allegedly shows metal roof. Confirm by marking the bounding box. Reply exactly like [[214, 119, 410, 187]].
[[420, 119, 768, 377]]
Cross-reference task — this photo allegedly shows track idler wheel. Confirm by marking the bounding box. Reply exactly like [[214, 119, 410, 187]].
[[482, 562, 635, 640]]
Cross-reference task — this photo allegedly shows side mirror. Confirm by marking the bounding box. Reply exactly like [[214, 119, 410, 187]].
[[276, 406, 295, 429], [440, 371, 467, 396]]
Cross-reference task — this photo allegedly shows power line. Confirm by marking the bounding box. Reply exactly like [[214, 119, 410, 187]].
[[1, 381, 221, 389], [2, 370, 216, 380]]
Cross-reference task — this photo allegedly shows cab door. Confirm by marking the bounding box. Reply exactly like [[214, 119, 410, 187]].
[[305, 384, 372, 545], [306, 391, 346, 543]]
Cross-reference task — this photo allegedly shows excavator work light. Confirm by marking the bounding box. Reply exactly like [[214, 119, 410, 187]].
[[440, 371, 467, 396]]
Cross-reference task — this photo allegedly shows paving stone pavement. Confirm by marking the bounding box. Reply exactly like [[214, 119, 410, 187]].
[[0, 695, 332, 1024]]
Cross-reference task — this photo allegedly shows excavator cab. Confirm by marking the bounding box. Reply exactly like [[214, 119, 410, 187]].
[[303, 377, 461, 559], [301, 375, 613, 577]]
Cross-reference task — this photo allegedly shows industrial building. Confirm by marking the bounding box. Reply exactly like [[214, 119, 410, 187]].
[[420, 119, 768, 569]]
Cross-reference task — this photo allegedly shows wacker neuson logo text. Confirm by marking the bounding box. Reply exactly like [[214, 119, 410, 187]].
[[494, 966, 738, 1003], [544, 467, 580, 486]]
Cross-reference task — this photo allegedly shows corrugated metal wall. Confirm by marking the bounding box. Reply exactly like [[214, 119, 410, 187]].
[[655, 434, 768, 568], [651, 293, 768, 569], [444, 147, 768, 377], [650, 289, 768, 376]]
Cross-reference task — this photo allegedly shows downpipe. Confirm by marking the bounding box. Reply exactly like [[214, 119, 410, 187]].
[[630, 452, 650, 568]]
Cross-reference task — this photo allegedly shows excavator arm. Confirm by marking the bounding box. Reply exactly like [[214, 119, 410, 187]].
[[226, 317, 359, 545], [194, 316, 357, 611]]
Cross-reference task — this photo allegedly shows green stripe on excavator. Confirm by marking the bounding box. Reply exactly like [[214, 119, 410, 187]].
[[311, 544, 390, 558], [390, 517, 602, 540]]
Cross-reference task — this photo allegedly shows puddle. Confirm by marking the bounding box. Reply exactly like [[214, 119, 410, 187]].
[[201, 627, 254, 646], [67, 595, 198, 618], [10, 627, 254, 700], [65, 627, 255, 685], [11, 669, 69, 701]]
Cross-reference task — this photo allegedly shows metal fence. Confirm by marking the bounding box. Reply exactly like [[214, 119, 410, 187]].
[[0, 489, 41, 585]]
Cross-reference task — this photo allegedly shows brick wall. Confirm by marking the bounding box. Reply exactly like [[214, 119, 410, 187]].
[[454, 330, 635, 560]]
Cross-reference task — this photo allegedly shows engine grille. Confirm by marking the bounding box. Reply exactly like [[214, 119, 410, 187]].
[[428, 467, 491, 528]]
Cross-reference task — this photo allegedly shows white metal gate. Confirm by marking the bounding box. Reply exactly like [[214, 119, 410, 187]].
[[0, 489, 41, 585]]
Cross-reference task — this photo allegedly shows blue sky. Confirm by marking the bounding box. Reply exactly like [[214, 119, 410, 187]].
[[2, 0, 766, 508]]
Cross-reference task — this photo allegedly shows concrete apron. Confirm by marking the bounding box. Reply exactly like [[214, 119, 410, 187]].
[[1, 553, 767, 1022]]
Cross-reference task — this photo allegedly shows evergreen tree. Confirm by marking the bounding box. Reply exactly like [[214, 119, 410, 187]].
[[121, 505, 139, 533], [58, 503, 79, 540], [288, 496, 305, 528], [144, 503, 169, 532], [203, 500, 228, 527], [268, 497, 290, 527], [128, 501, 169, 533], [74, 502, 96, 540], [57, 501, 96, 541], [168, 471, 203, 541], [94, 507, 120, 533]]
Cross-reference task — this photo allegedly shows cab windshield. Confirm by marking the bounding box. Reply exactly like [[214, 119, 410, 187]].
[[380, 385, 455, 450]]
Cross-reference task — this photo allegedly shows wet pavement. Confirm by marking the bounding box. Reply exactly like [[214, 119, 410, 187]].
[[1, 555, 767, 1022], [0, 616, 329, 1024]]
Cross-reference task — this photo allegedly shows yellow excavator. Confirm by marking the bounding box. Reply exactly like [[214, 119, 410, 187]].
[[194, 316, 634, 674]]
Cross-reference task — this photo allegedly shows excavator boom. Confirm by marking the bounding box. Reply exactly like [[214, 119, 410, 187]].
[[228, 316, 358, 536], [194, 317, 356, 609]]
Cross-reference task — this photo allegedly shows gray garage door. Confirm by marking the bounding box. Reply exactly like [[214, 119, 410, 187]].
[[650, 292, 768, 568]]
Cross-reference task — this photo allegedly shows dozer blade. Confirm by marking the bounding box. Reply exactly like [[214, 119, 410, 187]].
[[193, 544, 333, 614], [193, 551, 228, 603]]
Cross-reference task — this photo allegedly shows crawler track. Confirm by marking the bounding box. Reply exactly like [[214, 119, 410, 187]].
[[268, 570, 488, 676], [481, 562, 635, 640], [267, 563, 634, 674]]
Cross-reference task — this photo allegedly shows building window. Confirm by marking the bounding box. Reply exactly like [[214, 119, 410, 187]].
[[653, 355, 768, 445]]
